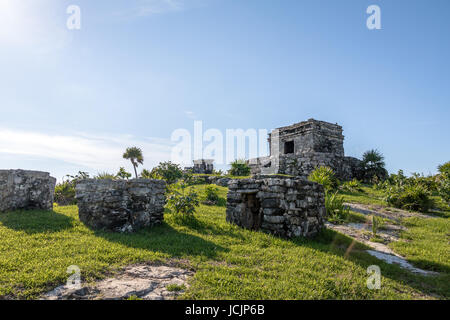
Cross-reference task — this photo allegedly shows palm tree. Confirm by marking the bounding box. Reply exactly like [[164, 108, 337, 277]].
[[123, 147, 144, 179], [361, 149, 388, 182]]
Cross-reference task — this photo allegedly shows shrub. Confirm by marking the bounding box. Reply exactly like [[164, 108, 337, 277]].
[[385, 184, 433, 212], [94, 172, 116, 180], [437, 172, 450, 206], [54, 171, 90, 205], [308, 166, 338, 192], [228, 159, 251, 177], [438, 161, 450, 175], [54, 180, 77, 206], [325, 191, 349, 224], [167, 186, 200, 216], [202, 185, 226, 206], [116, 167, 132, 180], [340, 179, 364, 193], [371, 215, 383, 237], [149, 161, 183, 184]]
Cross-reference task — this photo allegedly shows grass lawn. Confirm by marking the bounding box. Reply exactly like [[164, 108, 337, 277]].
[[0, 185, 448, 299]]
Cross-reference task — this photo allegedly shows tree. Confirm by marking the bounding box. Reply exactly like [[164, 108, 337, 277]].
[[361, 149, 388, 182], [123, 147, 144, 179]]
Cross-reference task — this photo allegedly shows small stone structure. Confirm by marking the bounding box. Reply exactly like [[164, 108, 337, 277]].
[[185, 159, 214, 174], [226, 176, 326, 238], [0, 169, 56, 212], [248, 119, 363, 180], [75, 179, 166, 232]]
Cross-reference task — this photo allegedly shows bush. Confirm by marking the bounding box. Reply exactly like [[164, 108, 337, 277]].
[[167, 186, 200, 216], [54, 171, 90, 205], [437, 172, 450, 206], [325, 191, 349, 224], [116, 167, 132, 180], [385, 184, 433, 212], [308, 166, 338, 192], [54, 181, 77, 206], [148, 161, 183, 184], [203, 185, 226, 206], [228, 159, 251, 177], [340, 179, 363, 193], [94, 172, 116, 180]]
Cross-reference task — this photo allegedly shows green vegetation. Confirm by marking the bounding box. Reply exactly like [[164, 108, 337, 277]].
[[340, 179, 364, 193], [146, 161, 183, 184], [389, 216, 450, 277], [116, 167, 132, 180], [361, 149, 388, 182], [202, 185, 226, 206], [2, 183, 448, 299], [228, 159, 251, 177], [54, 171, 90, 206], [324, 192, 349, 224], [123, 147, 144, 179], [167, 184, 200, 216], [166, 283, 186, 292], [308, 166, 337, 192]]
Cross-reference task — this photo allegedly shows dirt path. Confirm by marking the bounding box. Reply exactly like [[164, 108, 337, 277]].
[[42, 263, 193, 300]]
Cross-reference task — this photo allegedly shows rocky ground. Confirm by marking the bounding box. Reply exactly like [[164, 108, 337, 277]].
[[42, 263, 193, 300]]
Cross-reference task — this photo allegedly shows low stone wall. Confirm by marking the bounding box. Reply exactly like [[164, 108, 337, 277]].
[[75, 179, 166, 232], [226, 176, 326, 238], [0, 169, 56, 212]]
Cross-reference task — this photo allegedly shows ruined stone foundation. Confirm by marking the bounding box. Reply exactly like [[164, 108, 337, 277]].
[[75, 179, 166, 232], [0, 169, 56, 212], [226, 176, 326, 238]]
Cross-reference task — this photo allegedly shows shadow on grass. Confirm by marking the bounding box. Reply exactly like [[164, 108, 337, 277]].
[[0, 209, 75, 234], [292, 228, 449, 299], [93, 220, 228, 260]]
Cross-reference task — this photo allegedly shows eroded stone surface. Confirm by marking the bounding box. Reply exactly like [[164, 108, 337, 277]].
[[42, 264, 193, 300], [227, 176, 326, 238], [0, 169, 56, 212], [75, 179, 166, 232]]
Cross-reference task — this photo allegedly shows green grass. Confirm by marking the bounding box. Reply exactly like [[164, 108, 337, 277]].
[[389, 216, 450, 274], [338, 186, 387, 206], [0, 185, 448, 299]]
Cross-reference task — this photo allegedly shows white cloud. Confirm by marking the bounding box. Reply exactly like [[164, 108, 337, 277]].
[[0, 128, 173, 175]]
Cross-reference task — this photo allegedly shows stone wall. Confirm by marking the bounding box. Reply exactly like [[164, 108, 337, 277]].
[[226, 176, 326, 238], [75, 179, 166, 232], [0, 169, 56, 212]]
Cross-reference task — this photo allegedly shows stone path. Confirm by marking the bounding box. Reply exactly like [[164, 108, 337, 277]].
[[42, 263, 193, 300], [326, 207, 438, 276]]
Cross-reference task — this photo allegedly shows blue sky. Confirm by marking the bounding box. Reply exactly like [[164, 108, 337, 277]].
[[0, 0, 449, 180]]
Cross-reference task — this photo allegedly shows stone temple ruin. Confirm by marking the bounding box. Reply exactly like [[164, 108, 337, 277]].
[[226, 176, 326, 238], [248, 119, 363, 180], [0, 169, 56, 212], [185, 159, 214, 174], [75, 179, 166, 232]]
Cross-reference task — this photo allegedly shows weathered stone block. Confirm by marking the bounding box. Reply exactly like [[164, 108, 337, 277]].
[[75, 179, 166, 232], [226, 177, 325, 238], [0, 169, 56, 212]]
